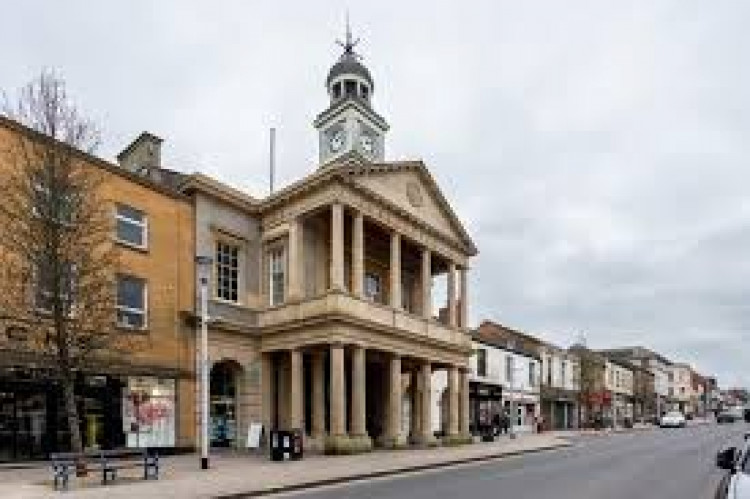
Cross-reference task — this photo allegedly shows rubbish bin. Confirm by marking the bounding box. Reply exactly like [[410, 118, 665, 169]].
[[269, 429, 304, 461]]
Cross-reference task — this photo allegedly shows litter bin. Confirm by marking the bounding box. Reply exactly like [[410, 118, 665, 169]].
[[269, 429, 304, 461]]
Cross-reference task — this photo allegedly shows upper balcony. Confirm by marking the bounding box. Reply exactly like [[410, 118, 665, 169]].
[[259, 202, 472, 350], [260, 291, 470, 350]]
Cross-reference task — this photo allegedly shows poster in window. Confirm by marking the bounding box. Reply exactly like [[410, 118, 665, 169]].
[[123, 377, 176, 448]]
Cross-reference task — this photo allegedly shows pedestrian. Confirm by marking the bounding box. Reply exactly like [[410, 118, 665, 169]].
[[492, 412, 501, 436]]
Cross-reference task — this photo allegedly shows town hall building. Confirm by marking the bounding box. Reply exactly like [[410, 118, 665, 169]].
[[176, 28, 479, 453]]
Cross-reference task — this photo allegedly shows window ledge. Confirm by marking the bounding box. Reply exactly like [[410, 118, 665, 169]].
[[116, 325, 150, 334], [115, 239, 149, 254]]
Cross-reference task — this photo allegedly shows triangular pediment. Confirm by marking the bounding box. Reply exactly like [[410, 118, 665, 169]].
[[344, 161, 477, 255]]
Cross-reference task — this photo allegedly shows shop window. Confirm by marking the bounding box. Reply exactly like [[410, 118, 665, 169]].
[[116, 274, 147, 329], [476, 349, 487, 377], [269, 248, 285, 306], [215, 241, 240, 302], [115, 204, 147, 249], [124, 377, 175, 448]]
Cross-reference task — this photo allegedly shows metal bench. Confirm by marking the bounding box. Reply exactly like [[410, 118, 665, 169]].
[[50, 448, 159, 491], [98, 448, 159, 484]]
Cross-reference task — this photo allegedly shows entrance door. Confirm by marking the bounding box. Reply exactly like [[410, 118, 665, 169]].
[[210, 362, 238, 448]]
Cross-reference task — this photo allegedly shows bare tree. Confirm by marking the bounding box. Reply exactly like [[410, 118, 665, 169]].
[[0, 71, 128, 456]]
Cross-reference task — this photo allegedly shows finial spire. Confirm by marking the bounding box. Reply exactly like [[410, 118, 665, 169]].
[[336, 11, 360, 58]]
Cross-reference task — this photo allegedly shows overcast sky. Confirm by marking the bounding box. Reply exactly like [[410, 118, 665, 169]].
[[2, 1, 748, 388]]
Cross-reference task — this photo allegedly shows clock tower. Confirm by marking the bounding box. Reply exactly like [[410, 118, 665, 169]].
[[314, 21, 389, 166]]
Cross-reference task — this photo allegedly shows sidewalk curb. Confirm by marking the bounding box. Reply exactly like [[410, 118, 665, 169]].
[[217, 441, 571, 498]]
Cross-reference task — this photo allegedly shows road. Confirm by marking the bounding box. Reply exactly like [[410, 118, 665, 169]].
[[280, 423, 749, 499]]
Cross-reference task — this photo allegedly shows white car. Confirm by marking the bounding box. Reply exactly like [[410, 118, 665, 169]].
[[659, 411, 686, 428], [716, 434, 750, 499]]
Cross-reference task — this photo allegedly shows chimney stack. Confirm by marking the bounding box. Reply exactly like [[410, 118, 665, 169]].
[[117, 131, 163, 177]]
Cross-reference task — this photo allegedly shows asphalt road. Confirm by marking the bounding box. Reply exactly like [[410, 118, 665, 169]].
[[281, 423, 749, 499]]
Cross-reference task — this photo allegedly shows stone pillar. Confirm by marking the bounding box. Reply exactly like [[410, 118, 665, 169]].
[[311, 351, 326, 439], [459, 267, 468, 328], [459, 368, 471, 436], [330, 203, 345, 291], [287, 217, 304, 301], [421, 248, 432, 319], [447, 263, 457, 327], [419, 361, 433, 444], [386, 354, 403, 446], [290, 349, 303, 430], [352, 211, 364, 298], [351, 346, 367, 437], [261, 352, 276, 442], [410, 371, 421, 439], [447, 367, 459, 436], [330, 344, 346, 437], [390, 232, 401, 309]]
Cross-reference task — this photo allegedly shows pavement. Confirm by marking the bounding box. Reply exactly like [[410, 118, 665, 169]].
[[289, 422, 749, 499], [0, 420, 730, 499], [0, 433, 570, 498]]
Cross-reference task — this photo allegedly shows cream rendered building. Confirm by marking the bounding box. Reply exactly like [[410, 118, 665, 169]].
[[181, 31, 477, 454]]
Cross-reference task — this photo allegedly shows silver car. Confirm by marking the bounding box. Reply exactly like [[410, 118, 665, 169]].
[[716, 434, 750, 498]]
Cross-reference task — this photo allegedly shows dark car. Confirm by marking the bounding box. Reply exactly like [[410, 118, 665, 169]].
[[718, 408, 745, 424]]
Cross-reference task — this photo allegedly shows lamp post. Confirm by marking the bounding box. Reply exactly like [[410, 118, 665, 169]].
[[196, 255, 213, 470], [509, 355, 517, 440]]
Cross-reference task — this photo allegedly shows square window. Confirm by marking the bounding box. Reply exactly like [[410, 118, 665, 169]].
[[116, 204, 147, 248], [117, 274, 146, 329]]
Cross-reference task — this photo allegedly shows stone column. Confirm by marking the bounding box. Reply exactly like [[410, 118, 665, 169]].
[[330, 344, 346, 437], [419, 361, 433, 444], [311, 351, 326, 439], [351, 346, 367, 438], [386, 354, 403, 446], [290, 349, 303, 430], [447, 263, 457, 327], [287, 217, 304, 301], [459, 368, 471, 436], [409, 370, 422, 441], [261, 352, 276, 441], [447, 367, 459, 436], [390, 232, 401, 309], [421, 248, 432, 319], [352, 211, 364, 298], [330, 203, 345, 291], [459, 267, 468, 328]]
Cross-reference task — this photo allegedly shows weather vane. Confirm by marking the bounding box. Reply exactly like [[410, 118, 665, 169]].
[[336, 11, 361, 59]]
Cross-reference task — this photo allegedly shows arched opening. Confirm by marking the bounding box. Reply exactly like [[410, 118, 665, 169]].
[[210, 360, 242, 448]]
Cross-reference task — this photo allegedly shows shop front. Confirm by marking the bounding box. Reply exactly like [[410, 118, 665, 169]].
[[469, 382, 502, 435], [0, 364, 178, 462]]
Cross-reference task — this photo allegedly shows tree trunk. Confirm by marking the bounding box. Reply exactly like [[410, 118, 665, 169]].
[[62, 374, 83, 453]]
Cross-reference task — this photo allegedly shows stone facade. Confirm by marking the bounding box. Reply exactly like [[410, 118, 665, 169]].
[[182, 159, 477, 454], [0, 117, 196, 456]]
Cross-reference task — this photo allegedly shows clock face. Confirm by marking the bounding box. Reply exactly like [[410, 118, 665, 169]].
[[328, 128, 345, 153], [359, 133, 376, 155]]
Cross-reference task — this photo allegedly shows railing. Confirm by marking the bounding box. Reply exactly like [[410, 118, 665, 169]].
[[260, 292, 470, 348]]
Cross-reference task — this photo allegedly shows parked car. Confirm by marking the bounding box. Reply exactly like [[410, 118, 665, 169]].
[[715, 434, 750, 499], [718, 412, 741, 424], [659, 411, 687, 428]]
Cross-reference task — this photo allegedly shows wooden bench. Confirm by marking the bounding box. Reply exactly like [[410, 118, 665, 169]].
[[50, 448, 159, 491]]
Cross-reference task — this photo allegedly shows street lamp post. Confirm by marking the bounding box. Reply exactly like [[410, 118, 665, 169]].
[[196, 255, 213, 470]]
